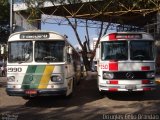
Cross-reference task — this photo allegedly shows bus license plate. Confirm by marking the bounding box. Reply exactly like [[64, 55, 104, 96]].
[[125, 85, 136, 90], [25, 90, 37, 95]]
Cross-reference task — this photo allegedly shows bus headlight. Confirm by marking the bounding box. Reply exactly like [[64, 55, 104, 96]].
[[147, 72, 155, 78], [8, 76, 15, 82], [51, 75, 64, 83], [103, 72, 114, 79]]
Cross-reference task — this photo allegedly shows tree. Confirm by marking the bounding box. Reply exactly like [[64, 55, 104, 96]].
[[65, 17, 111, 71], [24, 0, 112, 71], [0, 0, 10, 43]]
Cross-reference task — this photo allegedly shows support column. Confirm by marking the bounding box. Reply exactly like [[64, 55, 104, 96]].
[[157, 12, 160, 36]]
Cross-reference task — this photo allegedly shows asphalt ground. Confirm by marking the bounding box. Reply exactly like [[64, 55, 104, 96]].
[[1, 73, 160, 120]]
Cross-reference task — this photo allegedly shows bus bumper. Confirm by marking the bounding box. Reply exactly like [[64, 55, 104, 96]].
[[98, 84, 157, 92], [6, 88, 67, 96]]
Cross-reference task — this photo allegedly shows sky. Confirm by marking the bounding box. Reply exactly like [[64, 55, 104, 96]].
[[41, 15, 116, 49], [41, 21, 98, 49]]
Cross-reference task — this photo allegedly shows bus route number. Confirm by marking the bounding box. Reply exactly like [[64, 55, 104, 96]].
[[99, 64, 108, 70], [8, 67, 22, 72]]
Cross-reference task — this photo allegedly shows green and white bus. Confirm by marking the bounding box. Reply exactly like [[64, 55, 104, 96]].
[[6, 31, 82, 99]]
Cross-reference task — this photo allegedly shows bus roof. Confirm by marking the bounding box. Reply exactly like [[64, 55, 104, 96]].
[[8, 30, 67, 42]]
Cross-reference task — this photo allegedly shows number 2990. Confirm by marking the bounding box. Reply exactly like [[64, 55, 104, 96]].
[[8, 67, 22, 72]]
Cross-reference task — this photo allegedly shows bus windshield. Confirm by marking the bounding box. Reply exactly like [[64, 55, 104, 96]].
[[130, 41, 154, 60], [101, 40, 154, 61], [35, 41, 65, 62], [101, 41, 128, 60], [8, 41, 33, 63]]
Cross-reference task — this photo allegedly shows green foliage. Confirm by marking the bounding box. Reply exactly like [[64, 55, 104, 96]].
[[0, 0, 10, 43], [0, 0, 10, 21], [0, 0, 8, 5]]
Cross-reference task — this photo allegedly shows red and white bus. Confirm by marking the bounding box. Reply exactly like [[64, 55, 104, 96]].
[[96, 32, 156, 93]]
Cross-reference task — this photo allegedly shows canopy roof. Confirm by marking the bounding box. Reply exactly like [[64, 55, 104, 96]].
[[14, 0, 160, 27], [38, 0, 159, 27]]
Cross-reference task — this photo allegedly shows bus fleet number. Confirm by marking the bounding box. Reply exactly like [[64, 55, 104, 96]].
[[99, 64, 108, 69], [8, 67, 22, 72]]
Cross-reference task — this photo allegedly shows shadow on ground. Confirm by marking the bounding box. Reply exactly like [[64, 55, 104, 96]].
[[1, 74, 160, 120], [100, 84, 160, 101]]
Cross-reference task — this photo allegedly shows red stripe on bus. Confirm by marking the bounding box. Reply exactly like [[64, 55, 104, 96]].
[[142, 80, 150, 84], [141, 66, 150, 71], [109, 62, 118, 71], [109, 80, 118, 84], [143, 88, 152, 91], [109, 33, 117, 40], [108, 88, 118, 91]]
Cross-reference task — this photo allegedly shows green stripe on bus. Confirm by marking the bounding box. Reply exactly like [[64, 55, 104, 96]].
[[29, 65, 46, 89], [21, 65, 37, 89]]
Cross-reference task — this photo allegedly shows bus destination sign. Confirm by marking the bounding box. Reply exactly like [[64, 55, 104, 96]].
[[20, 33, 49, 39], [116, 34, 142, 39]]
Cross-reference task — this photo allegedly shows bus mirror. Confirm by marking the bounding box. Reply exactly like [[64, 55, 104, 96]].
[[68, 47, 73, 54], [96, 48, 99, 60]]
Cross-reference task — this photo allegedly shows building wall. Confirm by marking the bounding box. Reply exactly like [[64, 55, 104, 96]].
[[13, 12, 41, 32]]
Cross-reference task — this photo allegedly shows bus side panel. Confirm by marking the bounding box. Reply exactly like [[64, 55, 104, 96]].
[[65, 63, 75, 96]]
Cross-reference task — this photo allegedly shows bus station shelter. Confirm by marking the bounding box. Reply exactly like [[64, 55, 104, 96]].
[[13, 0, 160, 31]]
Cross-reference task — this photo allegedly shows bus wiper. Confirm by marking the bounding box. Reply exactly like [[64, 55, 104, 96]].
[[43, 56, 57, 63], [109, 59, 118, 61], [109, 57, 120, 61], [133, 55, 145, 61], [18, 61, 26, 64], [45, 59, 51, 63], [15, 58, 25, 64]]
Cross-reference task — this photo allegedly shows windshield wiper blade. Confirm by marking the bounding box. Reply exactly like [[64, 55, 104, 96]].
[[18, 61, 25, 64]]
